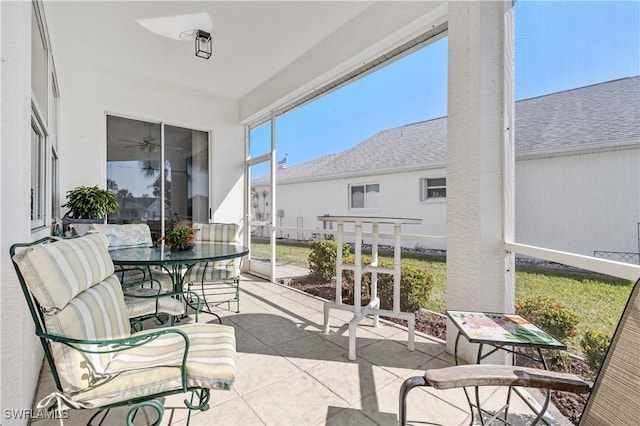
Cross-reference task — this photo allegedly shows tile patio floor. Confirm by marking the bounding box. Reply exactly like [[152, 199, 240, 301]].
[[31, 276, 567, 426]]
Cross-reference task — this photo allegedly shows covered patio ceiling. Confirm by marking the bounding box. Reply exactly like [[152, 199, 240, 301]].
[[45, 1, 447, 120]]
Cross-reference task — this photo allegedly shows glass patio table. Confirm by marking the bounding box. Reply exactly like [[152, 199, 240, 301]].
[[109, 243, 249, 319], [447, 310, 567, 425]]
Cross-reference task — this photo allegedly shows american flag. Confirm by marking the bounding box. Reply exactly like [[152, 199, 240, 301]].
[[276, 154, 288, 170]]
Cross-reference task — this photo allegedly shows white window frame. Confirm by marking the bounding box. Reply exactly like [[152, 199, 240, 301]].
[[420, 177, 446, 201], [30, 0, 58, 230], [30, 114, 47, 228], [348, 183, 380, 210]]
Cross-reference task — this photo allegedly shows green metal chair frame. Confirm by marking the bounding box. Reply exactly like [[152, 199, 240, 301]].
[[10, 237, 231, 426]]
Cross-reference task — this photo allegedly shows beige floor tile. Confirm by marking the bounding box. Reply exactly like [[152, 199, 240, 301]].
[[185, 395, 266, 426], [364, 378, 470, 426], [306, 356, 398, 407], [357, 339, 433, 377], [243, 371, 349, 426], [318, 324, 388, 353], [275, 333, 346, 371], [322, 407, 379, 426], [233, 351, 302, 396], [246, 317, 312, 347], [225, 311, 285, 331], [29, 277, 573, 426], [234, 329, 270, 354]]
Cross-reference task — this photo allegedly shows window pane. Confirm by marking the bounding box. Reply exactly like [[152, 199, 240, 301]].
[[31, 123, 44, 223], [51, 150, 59, 220], [31, 9, 48, 123], [107, 117, 163, 238], [249, 122, 271, 158], [351, 186, 364, 209], [427, 188, 446, 198], [427, 178, 445, 187], [366, 184, 379, 208], [165, 125, 209, 225]]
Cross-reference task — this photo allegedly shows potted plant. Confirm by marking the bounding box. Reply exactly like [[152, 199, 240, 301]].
[[164, 224, 196, 251], [62, 185, 119, 234]]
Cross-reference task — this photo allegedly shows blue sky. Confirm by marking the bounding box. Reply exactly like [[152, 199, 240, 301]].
[[250, 1, 640, 176]]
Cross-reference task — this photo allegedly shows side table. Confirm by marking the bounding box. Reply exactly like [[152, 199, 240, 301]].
[[318, 215, 421, 360], [447, 310, 567, 425]]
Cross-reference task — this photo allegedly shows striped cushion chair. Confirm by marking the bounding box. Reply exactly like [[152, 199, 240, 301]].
[[185, 223, 242, 319], [11, 234, 236, 425], [88, 223, 185, 327]]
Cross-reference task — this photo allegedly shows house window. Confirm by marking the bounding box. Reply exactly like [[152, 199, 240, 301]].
[[31, 120, 46, 227], [349, 184, 379, 209], [420, 177, 446, 201]]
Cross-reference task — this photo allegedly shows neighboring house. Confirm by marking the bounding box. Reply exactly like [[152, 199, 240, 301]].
[[253, 77, 640, 260]]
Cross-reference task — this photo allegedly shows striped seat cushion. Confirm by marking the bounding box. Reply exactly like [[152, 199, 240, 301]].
[[12, 234, 115, 311], [193, 223, 239, 243], [43, 276, 132, 392], [186, 265, 239, 283], [123, 287, 185, 318], [68, 323, 236, 408], [88, 223, 153, 251]]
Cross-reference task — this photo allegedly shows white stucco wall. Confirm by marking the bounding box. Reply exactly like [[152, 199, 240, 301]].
[[516, 147, 640, 256], [0, 2, 50, 424], [54, 61, 245, 225]]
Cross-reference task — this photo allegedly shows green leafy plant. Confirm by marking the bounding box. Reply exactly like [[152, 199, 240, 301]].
[[515, 296, 579, 342], [308, 239, 351, 279], [62, 185, 119, 219], [375, 262, 433, 312], [164, 225, 196, 250], [580, 329, 611, 376]]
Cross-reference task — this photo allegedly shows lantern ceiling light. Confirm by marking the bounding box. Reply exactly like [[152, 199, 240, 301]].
[[195, 30, 212, 59]]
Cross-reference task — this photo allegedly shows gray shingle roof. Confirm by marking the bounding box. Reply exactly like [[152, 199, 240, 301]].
[[254, 76, 639, 185]]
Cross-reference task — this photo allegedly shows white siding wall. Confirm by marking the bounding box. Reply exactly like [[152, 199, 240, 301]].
[[516, 147, 640, 256]]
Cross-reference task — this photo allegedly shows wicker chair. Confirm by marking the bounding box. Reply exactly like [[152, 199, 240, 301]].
[[185, 223, 242, 320], [11, 234, 236, 425], [399, 277, 639, 425]]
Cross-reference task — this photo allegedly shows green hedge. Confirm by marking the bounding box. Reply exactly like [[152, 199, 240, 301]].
[[308, 239, 351, 279], [515, 296, 579, 342], [580, 329, 611, 376], [308, 240, 433, 312]]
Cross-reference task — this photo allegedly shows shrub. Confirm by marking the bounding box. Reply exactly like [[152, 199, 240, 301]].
[[308, 240, 351, 279], [376, 261, 433, 312], [515, 296, 579, 342], [580, 329, 611, 376]]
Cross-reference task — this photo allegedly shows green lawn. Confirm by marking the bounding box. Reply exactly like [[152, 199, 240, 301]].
[[250, 241, 634, 354]]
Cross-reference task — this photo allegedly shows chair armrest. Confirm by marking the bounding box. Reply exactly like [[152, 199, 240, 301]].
[[425, 364, 593, 394]]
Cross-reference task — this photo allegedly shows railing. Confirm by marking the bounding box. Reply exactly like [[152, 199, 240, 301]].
[[249, 222, 640, 282], [594, 251, 640, 265]]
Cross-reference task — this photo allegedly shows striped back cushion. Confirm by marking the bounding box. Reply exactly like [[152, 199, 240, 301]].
[[12, 234, 115, 311], [88, 223, 153, 251], [193, 223, 239, 243], [45, 275, 131, 391]]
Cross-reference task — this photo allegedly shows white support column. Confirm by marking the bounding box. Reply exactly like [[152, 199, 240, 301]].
[[446, 1, 515, 362]]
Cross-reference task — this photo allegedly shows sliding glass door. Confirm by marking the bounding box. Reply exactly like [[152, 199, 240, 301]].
[[106, 115, 209, 240]]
